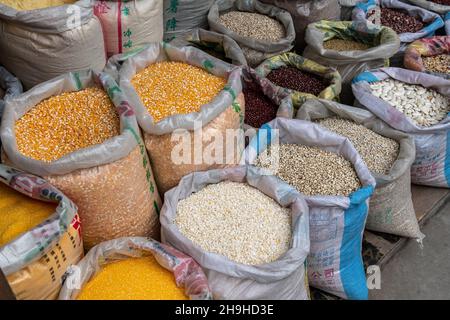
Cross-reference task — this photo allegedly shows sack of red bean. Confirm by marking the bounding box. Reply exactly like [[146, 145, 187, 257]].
[[297, 98, 423, 240], [404, 0, 450, 16], [255, 52, 342, 107], [169, 28, 248, 66], [208, 0, 295, 67], [352, 67, 450, 188], [404, 36, 450, 79], [303, 20, 400, 104], [352, 0, 444, 66]]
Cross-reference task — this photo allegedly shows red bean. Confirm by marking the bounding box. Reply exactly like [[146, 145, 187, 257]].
[[243, 80, 278, 129], [266, 66, 328, 96], [429, 0, 450, 5], [374, 8, 424, 34]]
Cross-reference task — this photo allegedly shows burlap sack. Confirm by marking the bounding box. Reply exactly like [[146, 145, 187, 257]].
[[92, 0, 163, 57], [0, 70, 161, 250], [208, 0, 296, 67], [114, 42, 245, 195], [0, 165, 83, 300], [297, 99, 423, 240], [404, 0, 450, 16], [0, 1, 106, 90]]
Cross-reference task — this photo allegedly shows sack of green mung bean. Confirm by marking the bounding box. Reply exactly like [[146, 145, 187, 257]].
[[169, 28, 248, 66], [404, 0, 450, 16], [352, 67, 450, 188], [0, 70, 162, 250], [160, 165, 310, 300], [244, 118, 376, 300], [112, 42, 245, 195], [259, 0, 341, 51], [255, 52, 342, 107], [297, 98, 423, 240], [303, 20, 400, 104], [0, 66, 22, 121], [208, 0, 295, 67]]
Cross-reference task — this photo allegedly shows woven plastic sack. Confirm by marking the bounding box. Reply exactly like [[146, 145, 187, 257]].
[[404, 36, 450, 79], [163, 0, 214, 41], [339, 0, 365, 20], [170, 28, 248, 66], [0, 1, 106, 90], [0, 165, 83, 300], [259, 0, 340, 51], [0, 70, 162, 249], [446, 12, 450, 35], [0, 66, 22, 121], [255, 52, 342, 107], [303, 20, 400, 104], [92, 0, 163, 58], [244, 118, 376, 300], [404, 0, 450, 16], [58, 237, 212, 300], [208, 0, 296, 67], [114, 42, 245, 195], [160, 165, 310, 300], [352, 67, 450, 188], [297, 99, 423, 240]]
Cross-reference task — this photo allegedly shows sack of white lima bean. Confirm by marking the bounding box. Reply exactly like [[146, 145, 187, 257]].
[[244, 118, 376, 300], [160, 165, 310, 300], [352, 67, 450, 188], [297, 98, 423, 240], [0, 70, 161, 250]]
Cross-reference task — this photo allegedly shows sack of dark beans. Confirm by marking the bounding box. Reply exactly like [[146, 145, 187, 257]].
[[404, 0, 450, 16], [258, 0, 341, 51], [339, 0, 366, 20], [303, 20, 400, 104], [297, 98, 423, 240], [352, 0, 444, 67], [254, 52, 342, 107], [208, 0, 295, 67]]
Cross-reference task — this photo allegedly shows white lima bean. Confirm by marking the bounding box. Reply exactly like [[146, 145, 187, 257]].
[[175, 181, 292, 266], [369, 79, 449, 127]]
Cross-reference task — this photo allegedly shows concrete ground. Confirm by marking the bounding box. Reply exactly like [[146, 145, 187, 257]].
[[370, 200, 450, 300]]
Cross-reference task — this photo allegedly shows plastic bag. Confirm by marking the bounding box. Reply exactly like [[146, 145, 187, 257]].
[[160, 165, 310, 300], [163, 0, 214, 41], [297, 98, 423, 240], [303, 20, 400, 104], [352, 67, 450, 188], [58, 237, 212, 300], [170, 28, 248, 66], [446, 12, 450, 35], [259, 0, 341, 51], [0, 66, 22, 121], [0, 165, 83, 300], [0, 70, 161, 249], [404, 0, 450, 16], [339, 0, 365, 20], [113, 42, 245, 195], [92, 0, 163, 57], [255, 52, 342, 107], [244, 118, 376, 300], [208, 0, 295, 67], [404, 36, 450, 79], [0, 1, 106, 90]]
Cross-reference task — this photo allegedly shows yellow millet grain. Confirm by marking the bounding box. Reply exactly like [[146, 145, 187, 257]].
[[0, 183, 56, 247], [15, 87, 120, 162], [76, 256, 189, 300], [131, 61, 227, 123], [0, 0, 76, 11]]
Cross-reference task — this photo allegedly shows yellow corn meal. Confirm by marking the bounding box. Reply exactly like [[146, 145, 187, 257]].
[[0, 0, 76, 10], [15, 87, 120, 162], [77, 256, 189, 300], [131, 61, 227, 123], [0, 183, 56, 247]]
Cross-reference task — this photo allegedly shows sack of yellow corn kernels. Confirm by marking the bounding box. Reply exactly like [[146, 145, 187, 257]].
[[112, 42, 245, 195], [0, 164, 83, 300], [0, 1, 106, 89], [93, 0, 163, 58], [0, 70, 161, 250], [59, 237, 212, 300]]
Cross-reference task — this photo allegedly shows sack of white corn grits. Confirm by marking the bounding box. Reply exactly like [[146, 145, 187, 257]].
[[244, 118, 376, 300], [0, 70, 161, 250], [92, 0, 163, 57], [404, 0, 450, 16], [59, 237, 213, 300], [0, 66, 23, 121], [297, 98, 423, 240], [160, 165, 310, 300], [208, 0, 296, 67], [0, 164, 83, 300], [0, 0, 106, 90], [112, 42, 245, 195], [352, 67, 450, 188]]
